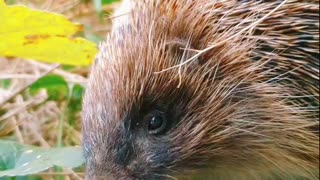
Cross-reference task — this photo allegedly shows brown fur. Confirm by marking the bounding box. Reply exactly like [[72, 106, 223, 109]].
[[82, 0, 319, 179]]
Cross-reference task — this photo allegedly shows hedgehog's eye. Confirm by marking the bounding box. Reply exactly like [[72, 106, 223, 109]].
[[145, 110, 167, 135]]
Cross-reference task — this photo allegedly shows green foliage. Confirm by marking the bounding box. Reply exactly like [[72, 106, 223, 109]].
[[93, 0, 120, 16], [0, 79, 11, 89], [67, 84, 84, 127], [29, 75, 69, 101], [102, 0, 119, 4], [0, 175, 42, 180], [0, 140, 84, 177]]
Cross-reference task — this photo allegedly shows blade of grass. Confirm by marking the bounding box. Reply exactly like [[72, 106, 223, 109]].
[[55, 83, 74, 180]]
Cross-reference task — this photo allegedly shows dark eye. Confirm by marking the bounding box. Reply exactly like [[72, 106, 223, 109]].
[[145, 110, 167, 135]]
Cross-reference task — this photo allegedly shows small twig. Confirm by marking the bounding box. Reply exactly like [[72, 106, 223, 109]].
[[0, 74, 37, 79], [28, 61, 87, 86], [42, 0, 55, 10], [0, 73, 86, 85], [13, 117, 24, 143], [0, 101, 34, 122], [0, 64, 60, 107], [35, 172, 85, 176], [26, 120, 51, 148], [56, 0, 82, 14]]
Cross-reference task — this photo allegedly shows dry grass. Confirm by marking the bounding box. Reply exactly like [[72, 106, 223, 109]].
[[0, 0, 120, 179]]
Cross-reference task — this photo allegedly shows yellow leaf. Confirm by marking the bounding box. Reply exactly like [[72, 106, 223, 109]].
[[0, 0, 98, 66]]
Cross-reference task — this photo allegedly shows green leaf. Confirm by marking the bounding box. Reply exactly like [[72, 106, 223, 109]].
[[102, 0, 119, 5], [67, 84, 84, 124], [0, 140, 84, 177], [29, 75, 68, 101], [0, 79, 11, 89]]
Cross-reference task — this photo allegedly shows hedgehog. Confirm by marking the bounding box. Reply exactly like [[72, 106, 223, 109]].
[[81, 0, 319, 179]]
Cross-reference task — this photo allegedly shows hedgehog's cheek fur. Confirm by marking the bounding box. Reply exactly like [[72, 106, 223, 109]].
[[82, 124, 175, 179]]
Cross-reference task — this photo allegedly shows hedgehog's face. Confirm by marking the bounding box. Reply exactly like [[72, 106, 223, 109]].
[[82, 70, 192, 179], [81, 34, 201, 179], [81, 30, 254, 179], [81, 32, 275, 179]]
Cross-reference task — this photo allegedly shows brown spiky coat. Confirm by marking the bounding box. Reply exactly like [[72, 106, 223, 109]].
[[82, 0, 319, 179]]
